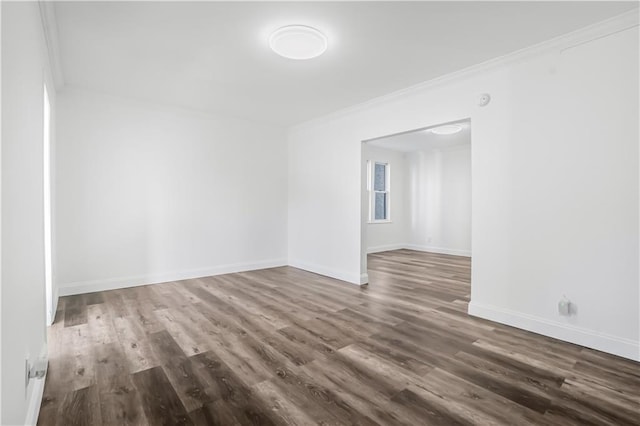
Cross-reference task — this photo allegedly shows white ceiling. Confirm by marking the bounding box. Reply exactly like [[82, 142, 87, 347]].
[[367, 120, 471, 152], [54, 1, 637, 126]]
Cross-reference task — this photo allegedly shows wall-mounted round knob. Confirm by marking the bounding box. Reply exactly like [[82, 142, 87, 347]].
[[478, 93, 491, 107]]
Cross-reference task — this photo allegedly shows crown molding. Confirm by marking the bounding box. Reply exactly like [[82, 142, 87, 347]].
[[38, 1, 65, 89], [290, 8, 639, 133]]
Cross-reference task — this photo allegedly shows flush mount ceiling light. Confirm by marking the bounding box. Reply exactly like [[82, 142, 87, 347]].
[[430, 124, 463, 135], [269, 25, 328, 60]]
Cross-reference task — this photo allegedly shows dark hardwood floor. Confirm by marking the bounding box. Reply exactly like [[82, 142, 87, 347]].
[[38, 250, 639, 425]]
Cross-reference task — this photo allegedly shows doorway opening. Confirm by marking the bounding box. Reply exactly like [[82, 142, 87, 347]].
[[361, 119, 472, 284], [44, 83, 53, 326]]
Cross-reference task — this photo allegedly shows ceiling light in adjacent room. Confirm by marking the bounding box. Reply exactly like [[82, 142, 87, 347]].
[[431, 124, 463, 135], [269, 25, 328, 60]]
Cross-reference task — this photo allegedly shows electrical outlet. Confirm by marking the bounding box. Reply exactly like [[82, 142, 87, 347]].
[[558, 296, 572, 316]]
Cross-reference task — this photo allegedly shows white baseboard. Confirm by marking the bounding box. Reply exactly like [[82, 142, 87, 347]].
[[288, 259, 365, 286], [24, 360, 47, 426], [366, 243, 471, 257], [404, 244, 471, 257], [468, 301, 640, 362], [58, 259, 287, 296], [367, 243, 406, 254], [49, 286, 59, 326], [24, 377, 46, 426], [54, 287, 59, 321]]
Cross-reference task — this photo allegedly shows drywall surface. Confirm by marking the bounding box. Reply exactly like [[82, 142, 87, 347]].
[[56, 89, 288, 294], [0, 2, 3, 421], [405, 146, 471, 256], [1, 2, 54, 423], [288, 18, 639, 359], [363, 145, 406, 253]]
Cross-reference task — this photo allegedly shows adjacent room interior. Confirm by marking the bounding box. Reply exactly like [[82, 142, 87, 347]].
[[362, 120, 472, 258], [1, 1, 639, 425], [362, 120, 472, 310]]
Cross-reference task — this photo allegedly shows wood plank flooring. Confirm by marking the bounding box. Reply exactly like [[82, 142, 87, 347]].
[[38, 250, 640, 425]]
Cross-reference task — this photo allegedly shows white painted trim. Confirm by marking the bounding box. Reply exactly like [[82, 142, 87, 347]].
[[50, 286, 59, 326], [60, 86, 277, 129], [291, 9, 639, 132], [468, 301, 640, 362], [58, 259, 287, 296], [24, 366, 47, 426], [24, 379, 45, 426], [366, 244, 471, 257], [38, 1, 64, 89], [403, 244, 471, 257], [288, 259, 365, 286], [367, 243, 406, 254], [0, 2, 3, 419]]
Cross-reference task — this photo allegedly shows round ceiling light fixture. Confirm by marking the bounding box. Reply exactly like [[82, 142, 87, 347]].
[[269, 25, 328, 60], [430, 124, 463, 135]]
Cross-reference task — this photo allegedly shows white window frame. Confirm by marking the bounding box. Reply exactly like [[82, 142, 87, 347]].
[[368, 160, 391, 223]]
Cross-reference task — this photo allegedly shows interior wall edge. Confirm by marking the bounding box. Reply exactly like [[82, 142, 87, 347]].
[[37, 0, 64, 89], [468, 301, 640, 362], [23, 369, 46, 426], [0, 0, 3, 420], [50, 286, 58, 326], [288, 259, 365, 286], [2, 2, 52, 423]]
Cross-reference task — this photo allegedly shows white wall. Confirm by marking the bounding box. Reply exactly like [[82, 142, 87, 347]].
[[288, 117, 365, 284], [56, 89, 288, 295], [363, 145, 406, 253], [288, 14, 639, 360], [1, 2, 55, 424], [405, 146, 471, 256], [0, 2, 3, 421]]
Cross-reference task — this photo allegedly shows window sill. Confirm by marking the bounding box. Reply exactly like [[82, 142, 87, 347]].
[[368, 220, 393, 224]]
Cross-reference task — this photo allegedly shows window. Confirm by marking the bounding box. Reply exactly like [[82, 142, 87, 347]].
[[368, 161, 390, 222]]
